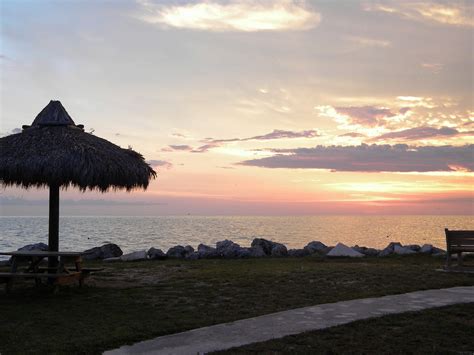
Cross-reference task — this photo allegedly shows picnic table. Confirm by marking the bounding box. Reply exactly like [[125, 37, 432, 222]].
[[0, 251, 99, 292]]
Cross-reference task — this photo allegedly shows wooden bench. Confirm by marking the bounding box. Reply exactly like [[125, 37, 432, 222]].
[[445, 228, 474, 268]]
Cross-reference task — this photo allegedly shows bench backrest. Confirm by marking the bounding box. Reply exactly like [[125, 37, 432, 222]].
[[445, 229, 474, 248]]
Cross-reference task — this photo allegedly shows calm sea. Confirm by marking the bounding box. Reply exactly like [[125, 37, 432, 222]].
[[0, 215, 473, 259]]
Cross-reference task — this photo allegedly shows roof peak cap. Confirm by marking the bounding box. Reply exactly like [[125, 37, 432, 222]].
[[31, 100, 76, 127]]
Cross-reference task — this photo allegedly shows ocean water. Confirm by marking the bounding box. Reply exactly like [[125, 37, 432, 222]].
[[0, 216, 473, 258]]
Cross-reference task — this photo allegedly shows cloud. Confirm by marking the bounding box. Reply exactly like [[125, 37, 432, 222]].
[[205, 129, 320, 144], [239, 144, 474, 172], [346, 35, 391, 48], [147, 159, 173, 169], [421, 62, 443, 73], [137, 0, 321, 32], [364, 1, 474, 27], [339, 132, 367, 138], [333, 106, 403, 127], [369, 126, 474, 142], [165, 129, 320, 153], [168, 144, 193, 151]]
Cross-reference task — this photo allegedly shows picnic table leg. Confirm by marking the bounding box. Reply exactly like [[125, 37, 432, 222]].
[[74, 256, 84, 287]]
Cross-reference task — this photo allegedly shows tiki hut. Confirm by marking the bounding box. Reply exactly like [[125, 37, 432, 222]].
[[0, 100, 156, 264]]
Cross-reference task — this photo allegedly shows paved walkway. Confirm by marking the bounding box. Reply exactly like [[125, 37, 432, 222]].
[[105, 286, 474, 355]]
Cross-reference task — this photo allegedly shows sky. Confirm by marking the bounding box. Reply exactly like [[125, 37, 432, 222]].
[[0, 0, 473, 215]]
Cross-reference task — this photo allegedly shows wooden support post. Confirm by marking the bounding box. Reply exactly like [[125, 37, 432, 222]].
[[48, 184, 60, 271]]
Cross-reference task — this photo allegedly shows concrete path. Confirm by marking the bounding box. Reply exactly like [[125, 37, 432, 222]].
[[105, 286, 474, 355]]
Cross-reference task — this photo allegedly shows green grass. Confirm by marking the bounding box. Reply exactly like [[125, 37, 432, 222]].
[[215, 303, 474, 354], [0, 255, 473, 354]]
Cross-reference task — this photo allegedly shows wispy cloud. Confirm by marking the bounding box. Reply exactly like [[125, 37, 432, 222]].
[[164, 129, 320, 153], [147, 159, 173, 169], [239, 144, 474, 172], [137, 0, 321, 32], [369, 126, 474, 142], [364, 1, 474, 27], [205, 129, 320, 144], [346, 35, 391, 48], [317, 105, 409, 129]]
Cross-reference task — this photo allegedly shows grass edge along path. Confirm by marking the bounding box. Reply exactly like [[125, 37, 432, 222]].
[[215, 302, 474, 354], [1, 256, 473, 354], [106, 286, 474, 354]]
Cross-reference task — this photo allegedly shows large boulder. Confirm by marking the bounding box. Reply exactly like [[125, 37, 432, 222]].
[[378, 242, 402, 257], [18, 243, 49, 252], [121, 250, 148, 261], [248, 245, 267, 257], [271, 244, 288, 257], [251, 238, 287, 256], [407, 244, 421, 252], [419, 244, 433, 254], [288, 248, 310, 257], [83, 243, 123, 260], [393, 245, 416, 255], [251, 238, 275, 255], [186, 252, 200, 260], [216, 240, 243, 258], [147, 247, 166, 260], [197, 244, 218, 259], [304, 241, 327, 255], [327, 243, 364, 258], [166, 245, 186, 259], [184, 245, 195, 257], [353, 245, 380, 257]]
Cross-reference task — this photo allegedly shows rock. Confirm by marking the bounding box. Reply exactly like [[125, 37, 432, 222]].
[[353, 246, 380, 257], [184, 245, 195, 257], [236, 248, 252, 258], [327, 243, 364, 258], [83, 243, 123, 260], [216, 240, 243, 258], [304, 241, 327, 254], [166, 245, 186, 258], [250, 238, 275, 255], [432, 246, 446, 255], [121, 250, 148, 261], [197, 244, 218, 258], [18, 242, 49, 252], [419, 244, 433, 254], [103, 257, 122, 263], [407, 244, 421, 252], [251, 238, 287, 256], [271, 244, 288, 257], [186, 252, 200, 260], [393, 245, 416, 255], [248, 246, 266, 257], [378, 242, 402, 257], [147, 247, 166, 260], [288, 248, 310, 257]]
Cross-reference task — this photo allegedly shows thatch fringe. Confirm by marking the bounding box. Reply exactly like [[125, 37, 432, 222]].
[[0, 126, 156, 192]]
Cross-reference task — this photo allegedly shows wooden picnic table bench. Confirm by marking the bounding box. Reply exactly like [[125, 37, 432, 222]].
[[0, 251, 102, 293], [445, 228, 474, 268]]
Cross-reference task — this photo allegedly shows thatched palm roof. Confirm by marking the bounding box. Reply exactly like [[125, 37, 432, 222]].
[[0, 100, 156, 191]]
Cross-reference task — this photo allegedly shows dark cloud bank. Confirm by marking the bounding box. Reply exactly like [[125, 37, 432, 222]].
[[240, 144, 474, 172]]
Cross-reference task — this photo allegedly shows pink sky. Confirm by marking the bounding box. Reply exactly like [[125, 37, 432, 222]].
[[1, 1, 473, 215]]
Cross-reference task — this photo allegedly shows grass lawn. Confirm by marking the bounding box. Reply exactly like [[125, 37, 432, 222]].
[[0, 255, 473, 354], [215, 303, 474, 354]]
